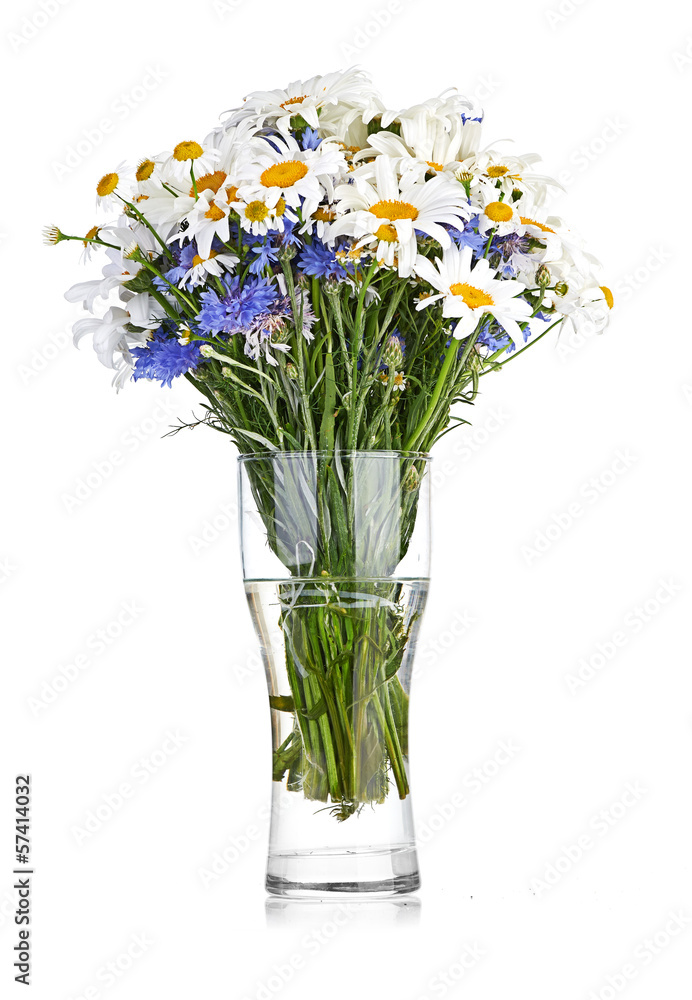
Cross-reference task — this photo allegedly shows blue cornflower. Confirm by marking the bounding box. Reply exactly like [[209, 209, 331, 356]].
[[132, 334, 206, 387], [297, 240, 349, 281], [448, 218, 487, 257], [247, 241, 280, 275], [299, 127, 322, 151], [279, 218, 303, 249], [197, 276, 278, 335], [152, 243, 195, 291]]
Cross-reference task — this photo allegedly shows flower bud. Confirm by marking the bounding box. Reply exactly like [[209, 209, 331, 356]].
[[381, 332, 405, 369], [536, 265, 551, 288], [554, 281, 569, 297], [271, 321, 290, 345], [403, 466, 420, 492]]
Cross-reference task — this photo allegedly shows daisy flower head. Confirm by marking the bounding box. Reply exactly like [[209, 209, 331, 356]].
[[162, 140, 220, 181], [470, 148, 562, 205], [477, 195, 521, 237], [180, 246, 239, 289], [414, 245, 532, 344], [72, 290, 164, 371], [230, 191, 291, 237], [329, 156, 471, 277], [237, 134, 347, 218], [375, 91, 483, 173], [176, 188, 232, 259], [222, 68, 377, 135], [546, 274, 612, 338], [310, 203, 338, 240], [514, 202, 565, 261], [94, 162, 133, 210]]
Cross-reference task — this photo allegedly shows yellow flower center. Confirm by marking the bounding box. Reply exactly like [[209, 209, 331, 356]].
[[96, 172, 119, 197], [205, 203, 226, 221], [600, 285, 614, 309], [260, 160, 309, 188], [275, 197, 286, 216], [226, 185, 239, 204], [426, 161, 444, 172], [449, 283, 494, 309], [375, 224, 398, 243], [314, 206, 335, 222], [485, 201, 513, 223], [520, 216, 555, 234], [487, 165, 509, 178], [245, 200, 269, 222], [370, 200, 419, 221], [83, 225, 99, 246], [173, 140, 203, 162], [192, 250, 219, 267], [280, 95, 308, 108], [136, 159, 155, 181], [192, 170, 227, 197]]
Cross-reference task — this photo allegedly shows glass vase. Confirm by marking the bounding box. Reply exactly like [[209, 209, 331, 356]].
[[239, 450, 430, 897]]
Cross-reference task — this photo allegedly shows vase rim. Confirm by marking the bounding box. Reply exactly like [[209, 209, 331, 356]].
[[237, 449, 431, 463]]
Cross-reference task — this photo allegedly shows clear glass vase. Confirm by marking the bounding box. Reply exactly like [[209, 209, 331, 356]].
[[239, 450, 430, 897]]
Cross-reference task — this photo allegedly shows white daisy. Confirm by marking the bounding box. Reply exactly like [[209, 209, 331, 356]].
[[470, 148, 562, 205], [179, 248, 239, 288], [72, 290, 163, 370], [64, 220, 158, 309], [514, 202, 564, 260], [329, 156, 471, 277], [357, 92, 483, 179], [94, 162, 133, 211], [237, 135, 346, 218], [161, 140, 220, 182], [222, 69, 376, 134], [175, 188, 232, 258], [414, 245, 532, 344], [477, 195, 521, 237], [230, 191, 292, 237]]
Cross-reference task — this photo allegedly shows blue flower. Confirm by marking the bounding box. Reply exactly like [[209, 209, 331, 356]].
[[448, 218, 487, 257], [132, 334, 205, 387], [247, 241, 279, 275], [297, 240, 350, 280], [278, 218, 303, 249], [299, 127, 322, 151], [152, 243, 195, 291], [197, 276, 278, 335], [474, 317, 531, 355]]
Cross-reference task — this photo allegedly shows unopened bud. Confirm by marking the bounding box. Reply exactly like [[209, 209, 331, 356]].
[[536, 265, 551, 288]]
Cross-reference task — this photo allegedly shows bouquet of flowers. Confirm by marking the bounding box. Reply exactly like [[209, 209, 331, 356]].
[[49, 69, 612, 821]]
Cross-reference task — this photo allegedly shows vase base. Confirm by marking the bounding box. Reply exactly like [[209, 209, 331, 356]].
[[266, 846, 420, 898]]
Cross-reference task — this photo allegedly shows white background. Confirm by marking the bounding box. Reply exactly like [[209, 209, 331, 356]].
[[2, 0, 691, 997]]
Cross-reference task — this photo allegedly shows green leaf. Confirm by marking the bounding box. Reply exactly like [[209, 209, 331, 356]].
[[269, 695, 295, 712], [122, 270, 154, 294], [300, 698, 328, 721]]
